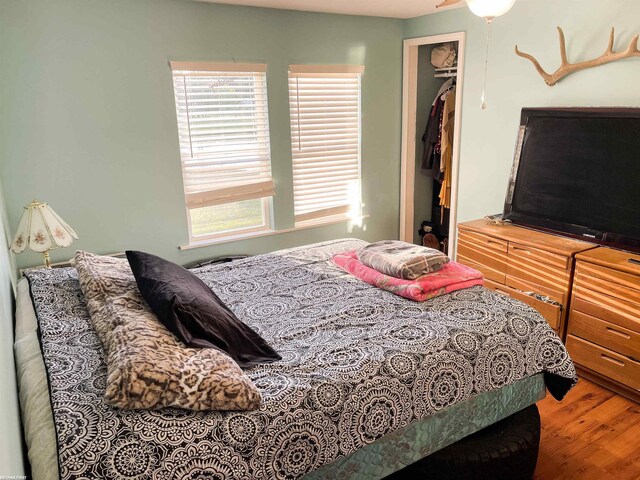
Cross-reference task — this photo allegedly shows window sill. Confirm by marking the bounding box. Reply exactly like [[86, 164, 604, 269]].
[[179, 214, 368, 250]]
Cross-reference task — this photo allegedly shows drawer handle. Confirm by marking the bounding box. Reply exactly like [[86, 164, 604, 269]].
[[486, 240, 504, 247], [512, 246, 531, 255], [606, 327, 631, 340], [601, 354, 625, 367], [629, 258, 640, 266]]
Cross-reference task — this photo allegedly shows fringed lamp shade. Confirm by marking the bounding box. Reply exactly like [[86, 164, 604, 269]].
[[10, 201, 78, 268]]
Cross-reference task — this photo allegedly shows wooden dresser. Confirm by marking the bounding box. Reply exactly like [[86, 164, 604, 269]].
[[457, 220, 594, 337], [566, 247, 640, 402]]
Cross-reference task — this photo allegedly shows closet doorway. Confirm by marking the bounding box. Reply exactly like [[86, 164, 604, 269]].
[[400, 32, 465, 259]]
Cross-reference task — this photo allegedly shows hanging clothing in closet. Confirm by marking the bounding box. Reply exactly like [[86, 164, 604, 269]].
[[421, 77, 453, 177], [421, 80, 456, 215], [439, 88, 455, 213]]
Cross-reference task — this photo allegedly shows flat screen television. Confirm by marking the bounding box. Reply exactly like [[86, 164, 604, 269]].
[[503, 107, 640, 252]]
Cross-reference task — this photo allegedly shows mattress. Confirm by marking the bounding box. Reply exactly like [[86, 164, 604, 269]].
[[17, 238, 576, 479]]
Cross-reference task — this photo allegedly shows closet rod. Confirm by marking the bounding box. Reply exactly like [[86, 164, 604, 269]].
[[434, 72, 457, 78]]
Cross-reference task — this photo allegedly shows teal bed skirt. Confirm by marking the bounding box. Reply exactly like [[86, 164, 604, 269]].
[[305, 374, 546, 479]]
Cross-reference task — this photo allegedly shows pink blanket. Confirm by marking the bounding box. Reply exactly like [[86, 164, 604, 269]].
[[332, 250, 484, 302]]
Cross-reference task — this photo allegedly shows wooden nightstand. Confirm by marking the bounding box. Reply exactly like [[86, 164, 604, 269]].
[[566, 247, 640, 402]]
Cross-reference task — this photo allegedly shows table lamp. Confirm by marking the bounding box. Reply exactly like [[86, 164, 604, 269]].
[[9, 200, 78, 268]]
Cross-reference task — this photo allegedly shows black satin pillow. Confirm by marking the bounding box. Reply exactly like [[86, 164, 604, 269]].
[[126, 250, 281, 368]]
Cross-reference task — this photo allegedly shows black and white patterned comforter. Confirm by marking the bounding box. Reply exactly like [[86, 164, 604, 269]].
[[26, 239, 577, 480]]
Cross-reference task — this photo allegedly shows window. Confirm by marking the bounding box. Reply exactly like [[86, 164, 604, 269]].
[[170, 61, 274, 240], [288, 65, 364, 224]]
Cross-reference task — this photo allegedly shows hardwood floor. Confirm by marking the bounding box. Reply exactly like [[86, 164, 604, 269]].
[[535, 378, 640, 480]]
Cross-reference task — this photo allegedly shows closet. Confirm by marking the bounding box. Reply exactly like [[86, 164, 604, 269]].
[[414, 42, 459, 253], [400, 33, 465, 259]]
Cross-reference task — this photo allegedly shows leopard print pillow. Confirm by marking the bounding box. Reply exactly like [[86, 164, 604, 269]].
[[74, 251, 261, 411]]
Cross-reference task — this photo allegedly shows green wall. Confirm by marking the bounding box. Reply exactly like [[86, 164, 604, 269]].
[[404, 0, 640, 227], [4, 0, 638, 271], [1, 0, 639, 475], [0, 0, 403, 269]]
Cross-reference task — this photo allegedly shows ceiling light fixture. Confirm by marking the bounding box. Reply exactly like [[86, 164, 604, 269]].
[[465, 0, 516, 20], [467, 0, 517, 109], [437, 0, 517, 109]]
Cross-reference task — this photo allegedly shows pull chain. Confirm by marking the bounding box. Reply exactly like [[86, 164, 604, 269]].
[[480, 18, 493, 110]]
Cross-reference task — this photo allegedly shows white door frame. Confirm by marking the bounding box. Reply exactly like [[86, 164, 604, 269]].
[[399, 32, 465, 259]]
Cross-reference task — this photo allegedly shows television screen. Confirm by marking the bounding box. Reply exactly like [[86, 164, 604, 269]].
[[503, 108, 640, 249]]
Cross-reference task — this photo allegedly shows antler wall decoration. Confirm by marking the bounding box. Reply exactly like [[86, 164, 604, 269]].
[[515, 27, 640, 86]]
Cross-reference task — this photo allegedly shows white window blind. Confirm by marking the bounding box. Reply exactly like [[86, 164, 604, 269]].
[[170, 61, 274, 210], [288, 65, 364, 223]]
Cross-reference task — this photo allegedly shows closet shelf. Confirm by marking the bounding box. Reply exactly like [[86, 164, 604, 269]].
[[434, 66, 458, 79]]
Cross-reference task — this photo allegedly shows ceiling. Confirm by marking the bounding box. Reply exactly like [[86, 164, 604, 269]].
[[192, 0, 465, 19]]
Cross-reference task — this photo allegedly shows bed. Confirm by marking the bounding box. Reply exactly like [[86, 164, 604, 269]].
[[15, 238, 576, 480]]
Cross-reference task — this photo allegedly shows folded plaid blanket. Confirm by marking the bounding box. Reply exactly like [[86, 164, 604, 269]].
[[333, 250, 483, 302], [356, 240, 449, 280]]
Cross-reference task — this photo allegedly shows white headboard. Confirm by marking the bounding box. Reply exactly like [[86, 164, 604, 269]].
[[0, 180, 25, 476]]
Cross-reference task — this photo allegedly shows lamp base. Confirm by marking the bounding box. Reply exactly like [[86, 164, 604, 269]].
[[43, 250, 52, 269]]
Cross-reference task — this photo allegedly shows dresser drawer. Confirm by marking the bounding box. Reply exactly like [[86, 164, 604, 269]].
[[508, 242, 569, 269], [461, 261, 501, 285], [486, 280, 561, 330], [574, 263, 640, 306], [458, 229, 508, 252], [569, 310, 640, 360], [505, 275, 566, 306], [506, 243, 570, 303], [572, 286, 640, 334], [576, 247, 640, 277], [567, 335, 640, 391], [457, 230, 507, 284]]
